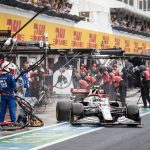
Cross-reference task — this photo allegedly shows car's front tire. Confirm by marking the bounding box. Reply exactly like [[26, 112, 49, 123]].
[[70, 103, 84, 125], [126, 103, 141, 127], [56, 101, 71, 122]]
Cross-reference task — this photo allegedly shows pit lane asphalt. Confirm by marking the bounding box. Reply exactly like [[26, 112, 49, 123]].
[[42, 113, 150, 150]]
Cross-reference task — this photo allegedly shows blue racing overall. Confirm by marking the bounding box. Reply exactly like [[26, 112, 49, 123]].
[[20, 69, 29, 97], [0, 72, 16, 122]]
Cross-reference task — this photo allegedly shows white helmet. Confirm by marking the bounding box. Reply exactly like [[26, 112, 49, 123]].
[[9, 62, 17, 70], [1, 61, 10, 72], [1, 61, 17, 73]]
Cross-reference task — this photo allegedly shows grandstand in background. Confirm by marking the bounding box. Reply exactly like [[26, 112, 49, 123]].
[[0, 0, 149, 51], [117, 0, 150, 12]]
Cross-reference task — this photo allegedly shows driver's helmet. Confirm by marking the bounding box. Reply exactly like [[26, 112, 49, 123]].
[[91, 89, 99, 94]]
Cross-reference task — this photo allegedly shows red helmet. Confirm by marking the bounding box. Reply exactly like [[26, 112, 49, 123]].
[[81, 63, 85, 67], [92, 63, 96, 67]]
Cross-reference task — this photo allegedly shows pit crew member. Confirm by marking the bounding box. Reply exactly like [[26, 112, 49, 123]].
[[139, 65, 150, 108], [114, 75, 127, 107], [0, 61, 17, 123]]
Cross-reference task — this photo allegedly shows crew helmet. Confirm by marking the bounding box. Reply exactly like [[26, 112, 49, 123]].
[[107, 66, 113, 73], [81, 63, 85, 67], [139, 65, 146, 72], [99, 65, 106, 74], [1, 61, 17, 74], [1, 61, 10, 72]]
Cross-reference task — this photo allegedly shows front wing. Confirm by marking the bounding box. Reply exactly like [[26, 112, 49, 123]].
[[71, 116, 142, 126]]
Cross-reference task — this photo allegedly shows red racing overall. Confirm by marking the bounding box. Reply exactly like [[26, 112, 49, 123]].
[[114, 76, 127, 106], [141, 70, 150, 107], [103, 71, 110, 94]]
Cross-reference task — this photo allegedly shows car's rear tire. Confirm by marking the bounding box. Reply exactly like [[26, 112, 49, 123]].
[[56, 101, 71, 122], [126, 103, 140, 127]]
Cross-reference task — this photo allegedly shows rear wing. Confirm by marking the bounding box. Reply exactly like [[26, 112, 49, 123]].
[[71, 88, 89, 94]]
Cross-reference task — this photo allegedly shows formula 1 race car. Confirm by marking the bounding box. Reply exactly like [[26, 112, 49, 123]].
[[56, 87, 141, 127]]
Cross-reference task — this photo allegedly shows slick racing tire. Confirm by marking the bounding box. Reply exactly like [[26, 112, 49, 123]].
[[126, 103, 140, 126], [56, 101, 71, 122], [70, 103, 84, 125], [72, 103, 84, 116]]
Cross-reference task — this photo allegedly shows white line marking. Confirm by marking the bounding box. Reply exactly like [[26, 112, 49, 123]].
[[140, 111, 150, 117], [0, 122, 67, 140], [30, 127, 104, 150]]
